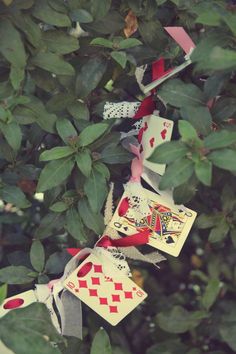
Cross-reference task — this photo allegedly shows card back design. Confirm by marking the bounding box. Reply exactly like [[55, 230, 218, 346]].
[[64, 254, 147, 325]]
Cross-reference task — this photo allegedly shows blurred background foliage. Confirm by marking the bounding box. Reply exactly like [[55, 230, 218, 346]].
[[0, 0, 236, 353]]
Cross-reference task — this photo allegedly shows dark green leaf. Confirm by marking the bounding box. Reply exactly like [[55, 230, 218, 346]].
[[12, 13, 42, 48], [33, 0, 71, 27], [158, 79, 206, 107], [84, 10, 124, 34], [148, 141, 188, 164], [30, 240, 45, 273], [37, 157, 75, 192], [0, 19, 26, 68], [111, 51, 127, 68], [195, 214, 221, 229], [173, 176, 198, 204], [69, 9, 93, 23], [0, 121, 22, 151], [100, 143, 133, 164], [138, 19, 165, 50], [93, 161, 110, 180], [159, 158, 194, 190], [84, 168, 108, 213], [90, 0, 111, 20], [49, 201, 68, 213], [76, 58, 107, 98], [0, 266, 35, 284], [1, 185, 31, 208], [45, 250, 70, 274], [202, 278, 221, 311], [65, 207, 86, 241], [220, 324, 236, 351], [209, 220, 230, 243], [43, 30, 79, 54], [0, 284, 7, 305], [90, 328, 112, 354], [75, 150, 92, 177], [40, 146, 75, 161], [157, 306, 208, 333], [31, 52, 75, 76], [56, 118, 78, 143], [78, 198, 104, 235], [78, 123, 108, 147], [67, 101, 89, 121], [204, 130, 236, 149], [10, 66, 25, 90], [204, 72, 230, 100], [195, 160, 212, 186], [211, 97, 236, 123], [119, 38, 142, 49], [180, 105, 212, 135], [0, 303, 62, 354], [90, 37, 113, 48], [208, 149, 236, 172]]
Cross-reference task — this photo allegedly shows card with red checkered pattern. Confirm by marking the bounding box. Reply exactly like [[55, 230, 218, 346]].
[[63, 254, 147, 325]]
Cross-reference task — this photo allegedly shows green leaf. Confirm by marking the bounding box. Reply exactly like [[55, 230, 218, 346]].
[[195, 214, 221, 229], [56, 118, 78, 143], [158, 79, 206, 107], [67, 101, 89, 121], [32, 0, 71, 27], [37, 157, 75, 192], [220, 324, 236, 351], [211, 97, 236, 123], [209, 220, 230, 243], [178, 120, 199, 143], [65, 207, 86, 241], [42, 30, 79, 54], [208, 149, 236, 172], [90, 328, 112, 354], [0, 121, 22, 151], [12, 13, 42, 48], [204, 47, 236, 71], [111, 51, 127, 68], [195, 10, 221, 26], [30, 240, 45, 273], [1, 185, 31, 208], [202, 278, 221, 311], [138, 19, 165, 50], [180, 106, 212, 136], [204, 72, 230, 100], [159, 158, 194, 190], [84, 10, 124, 34], [40, 146, 75, 161], [90, 37, 113, 48], [0, 284, 7, 305], [49, 201, 68, 213], [157, 306, 208, 334], [78, 198, 104, 235], [204, 130, 236, 150], [78, 123, 108, 147], [0, 266, 36, 284], [100, 143, 133, 164], [31, 52, 74, 76], [173, 176, 198, 204], [75, 150, 92, 177], [119, 38, 142, 49], [195, 160, 212, 186], [148, 141, 188, 164], [45, 250, 70, 274], [10, 66, 25, 90], [93, 161, 110, 180], [84, 168, 108, 213], [69, 9, 93, 23], [0, 19, 26, 68], [76, 57, 107, 98], [0, 303, 62, 354], [90, 0, 111, 20]]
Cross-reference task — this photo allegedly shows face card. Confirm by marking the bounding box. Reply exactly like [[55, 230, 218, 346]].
[[0, 290, 37, 318], [63, 254, 147, 326], [109, 187, 197, 257], [139, 115, 173, 176]]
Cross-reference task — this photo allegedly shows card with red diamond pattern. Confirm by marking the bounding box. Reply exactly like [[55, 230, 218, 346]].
[[63, 254, 147, 325]]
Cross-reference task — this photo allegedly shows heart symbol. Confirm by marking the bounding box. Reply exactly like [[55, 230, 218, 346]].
[[161, 129, 167, 140], [149, 137, 155, 148], [144, 122, 148, 131]]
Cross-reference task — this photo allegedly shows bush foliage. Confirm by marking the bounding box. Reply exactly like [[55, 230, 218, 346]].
[[0, 0, 236, 353]]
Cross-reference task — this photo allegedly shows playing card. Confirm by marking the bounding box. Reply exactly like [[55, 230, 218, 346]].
[[139, 115, 173, 176], [0, 290, 37, 318], [109, 187, 197, 257], [63, 254, 147, 325]]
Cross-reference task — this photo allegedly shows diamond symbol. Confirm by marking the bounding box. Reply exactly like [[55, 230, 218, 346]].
[[78, 280, 87, 288], [109, 306, 118, 313], [132, 287, 137, 291], [112, 294, 120, 302], [114, 283, 123, 291], [99, 297, 108, 305], [75, 288, 79, 293], [124, 291, 133, 299], [94, 264, 103, 273], [89, 289, 98, 297], [91, 277, 100, 285]]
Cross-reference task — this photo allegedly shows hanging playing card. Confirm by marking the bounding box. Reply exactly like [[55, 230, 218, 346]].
[[64, 254, 147, 325], [109, 187, 197, 257], [140, 115, 174, 176], [0, 290, 37, 318]]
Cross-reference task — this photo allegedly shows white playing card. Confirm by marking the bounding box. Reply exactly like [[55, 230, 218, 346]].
[[0, 290, 37, 318], [64, 254, 147, 325], [139, 115, 173, 176]]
